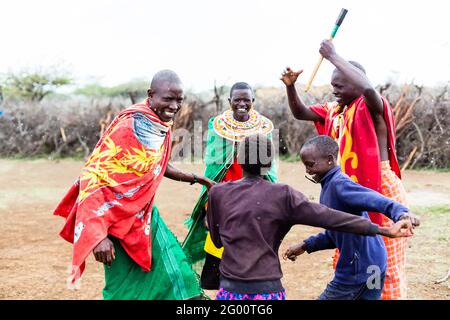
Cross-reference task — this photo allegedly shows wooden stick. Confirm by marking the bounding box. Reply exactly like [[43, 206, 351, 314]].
[[60, 127, 67, 143], [304, 52, 326, 92], [305, 8, 348, 92], [401, 146, 417, 172]]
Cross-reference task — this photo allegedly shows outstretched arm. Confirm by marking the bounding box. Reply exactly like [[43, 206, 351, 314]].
[[287, 186, 414, 238], [319, 39, 384, 116], [164, 162, 216, 190], [336, 179, 421, 229], [284, 210, 415, 262], [280, 67, 324, 122], [337, 178, 419, 224]]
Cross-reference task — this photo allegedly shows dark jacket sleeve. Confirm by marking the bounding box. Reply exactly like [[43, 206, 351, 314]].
[[206, 186, 222, 248], [286, 186, 379, 236], [304, 231, 336, 253], [337, 178, 409, 222]]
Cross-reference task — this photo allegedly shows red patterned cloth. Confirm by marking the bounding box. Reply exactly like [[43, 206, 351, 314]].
[[310, 95, 400, 225], [311, 96, 408, 299], [54, 100, 172, 283], [379, 161, 408, 299]]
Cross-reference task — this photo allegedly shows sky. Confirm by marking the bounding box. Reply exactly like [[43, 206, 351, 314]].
[[1, 0, 449, 92]]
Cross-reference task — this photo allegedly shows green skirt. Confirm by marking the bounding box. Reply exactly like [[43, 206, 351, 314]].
[[103, 206, 203, 300]]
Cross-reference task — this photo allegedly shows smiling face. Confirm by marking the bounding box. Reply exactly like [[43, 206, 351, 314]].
[[331, 70, 360, 107], [300, 145, 335, 183], [147, 80, 184, 122], [228, 88, 254, 122]]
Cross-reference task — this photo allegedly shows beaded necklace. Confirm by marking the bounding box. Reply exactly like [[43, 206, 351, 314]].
[[212, 109, 274, 142]]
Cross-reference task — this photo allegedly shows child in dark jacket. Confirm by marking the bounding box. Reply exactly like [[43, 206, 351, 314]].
[[283, 135, 420, 300], [208, 134, 414, 300]]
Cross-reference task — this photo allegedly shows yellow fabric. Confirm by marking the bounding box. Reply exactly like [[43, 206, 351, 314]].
[[204, 232, 224, 258]]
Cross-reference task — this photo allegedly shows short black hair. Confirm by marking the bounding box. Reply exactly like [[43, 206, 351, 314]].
[[301, 135, 339, 159], [230, 82, 253, 98], [150, 69, 182, 91], [238, 133, 273, 176]]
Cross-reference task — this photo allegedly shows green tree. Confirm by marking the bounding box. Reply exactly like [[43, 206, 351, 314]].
[[74, 83, 113, 96], [1, 69, 72, 101], [75, 79, 149, 103]]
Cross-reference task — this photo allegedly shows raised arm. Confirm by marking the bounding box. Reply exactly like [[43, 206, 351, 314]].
[[319, 40, 384, 116], [280, 67, 324, 122]]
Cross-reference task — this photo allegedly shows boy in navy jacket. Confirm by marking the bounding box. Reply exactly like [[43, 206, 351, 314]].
[[283, 135, 420, 300]]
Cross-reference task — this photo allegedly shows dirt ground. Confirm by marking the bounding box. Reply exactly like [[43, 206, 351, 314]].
[[0, 159, 448, 300]]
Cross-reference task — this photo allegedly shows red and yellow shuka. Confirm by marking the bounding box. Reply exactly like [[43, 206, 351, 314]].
[[54, 100, 172, 283], [310, 95, 400, 225]]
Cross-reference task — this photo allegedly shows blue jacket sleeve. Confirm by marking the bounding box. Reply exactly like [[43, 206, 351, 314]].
[[337, 178, 409, 222], [304, 231, 336, 253]]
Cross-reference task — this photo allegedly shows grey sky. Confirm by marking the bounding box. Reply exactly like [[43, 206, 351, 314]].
[[1, 0, 449, 92]]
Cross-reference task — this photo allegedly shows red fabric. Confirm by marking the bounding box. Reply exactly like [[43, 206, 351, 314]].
[[54, 100, 172, 282], [310, 96, 400, 225], [223, 158, 243, 182]]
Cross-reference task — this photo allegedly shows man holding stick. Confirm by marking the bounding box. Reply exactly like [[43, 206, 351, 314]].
[[280, 40, 410, 299]]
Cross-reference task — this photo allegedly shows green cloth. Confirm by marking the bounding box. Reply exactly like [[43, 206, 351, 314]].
[[103, 206, 203, 300], [181, 117, 277, 266]]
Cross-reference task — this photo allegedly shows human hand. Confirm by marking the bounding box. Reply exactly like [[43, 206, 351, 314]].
[[380, 220, 414, 238], [93, 237, 115, 267], [280, 67, 303, 86], [197, 176, 216, 191], [319, 39, 337, 60], [400, 212, 421, 227], [282, 243, 306, 261]]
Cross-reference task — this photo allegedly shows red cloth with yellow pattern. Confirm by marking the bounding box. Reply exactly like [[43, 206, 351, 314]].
[[310, 95, 401, 225], [54, 100, 172, 283], [310, 96, 409, 299]]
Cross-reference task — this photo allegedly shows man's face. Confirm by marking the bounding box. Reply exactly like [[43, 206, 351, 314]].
[[300, 146, 332, 183], [148, 81, 184, 122], [228, 88, 254, 122], [331, 70, 360, 107]]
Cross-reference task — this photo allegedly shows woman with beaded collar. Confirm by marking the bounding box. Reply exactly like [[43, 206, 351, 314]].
[[182, 82, 277, 291]]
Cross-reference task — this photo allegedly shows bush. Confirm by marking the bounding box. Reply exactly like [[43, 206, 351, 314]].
[[0, 83, 448, 169], [0, 96, 127, 158]]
